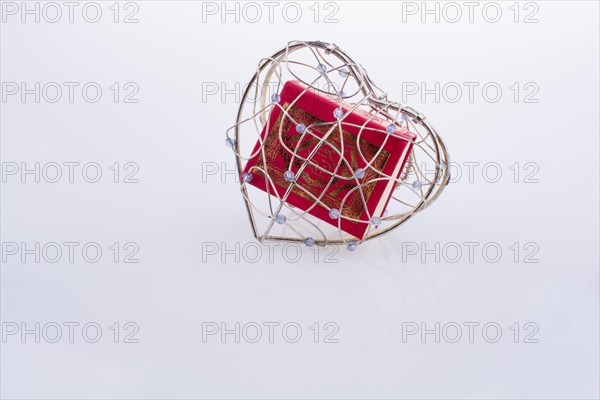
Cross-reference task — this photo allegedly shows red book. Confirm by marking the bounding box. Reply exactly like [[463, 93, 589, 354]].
[[242, 80, 416, 240]]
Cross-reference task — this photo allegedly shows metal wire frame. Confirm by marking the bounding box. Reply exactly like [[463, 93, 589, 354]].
[[226, 40, 451, 247]]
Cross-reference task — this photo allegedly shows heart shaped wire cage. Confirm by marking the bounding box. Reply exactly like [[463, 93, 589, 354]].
[[226, 40, 450, 248]]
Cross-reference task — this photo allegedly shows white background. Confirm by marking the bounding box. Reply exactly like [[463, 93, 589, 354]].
[[1, 1, 599, 399]]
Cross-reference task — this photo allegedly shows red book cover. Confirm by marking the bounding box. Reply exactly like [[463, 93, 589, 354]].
[[242, 80, 416, 240]]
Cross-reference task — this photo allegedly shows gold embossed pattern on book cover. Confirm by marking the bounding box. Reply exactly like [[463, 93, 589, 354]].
[[254, 103, 391, 219]]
